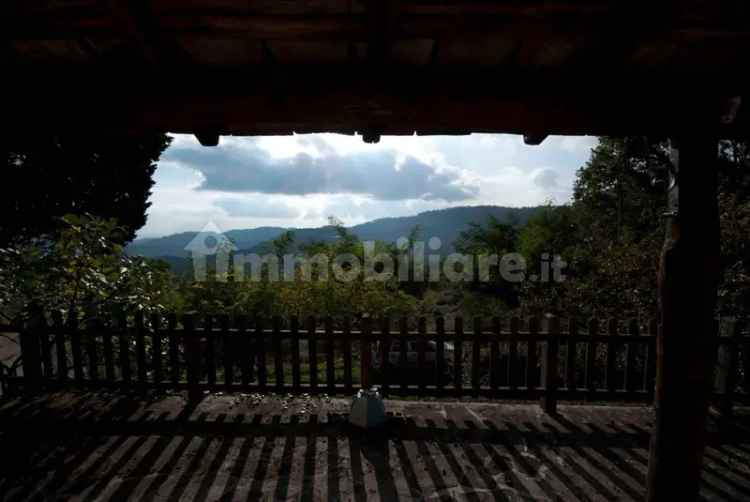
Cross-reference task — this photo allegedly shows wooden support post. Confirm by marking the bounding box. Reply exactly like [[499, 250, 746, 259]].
[[21, 306, 45, 394], [183, 315, 202, 403], [380, 317, 391, 394], [85, 316, 100, 383], [646, 136, 720, 502], [360, 317, 372, 389], [274, 316, 285, 393], [343, 318, 353, 395], [325, 316, 335, 394], [0, 365, 5, 398], [417, 317, 427, 394], [290, 316, 301, 392], [103, 317, 116, 385], [51, 311, 67, 382], [221, 315, 233, 390], [305, 316, 315, 392], [453, 317, 463, 396], [151, 313, 163, 385], [540, 316, 559, 414], [399, 317, 409, 393], [715, 319, 740, 422], [70, 310, 83, 384], [115, 309, 131, 388], [134, 311, 147, 391]]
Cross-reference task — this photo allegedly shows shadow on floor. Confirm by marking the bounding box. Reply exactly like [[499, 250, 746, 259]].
[[0, 394, 749, 501]]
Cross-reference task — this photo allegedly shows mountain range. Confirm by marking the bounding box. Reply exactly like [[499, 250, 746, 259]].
[[127, 206, 542, 265]]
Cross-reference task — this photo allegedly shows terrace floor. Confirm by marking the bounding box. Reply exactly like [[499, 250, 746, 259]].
[[0, 392, 749, 501]]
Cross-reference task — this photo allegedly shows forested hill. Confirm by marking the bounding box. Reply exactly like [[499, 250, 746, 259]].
[[126, 227, 287, 259], [127, 205, 542, 259]]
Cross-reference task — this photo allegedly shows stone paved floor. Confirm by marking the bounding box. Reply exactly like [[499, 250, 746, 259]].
[[0, 391, 749, 501]]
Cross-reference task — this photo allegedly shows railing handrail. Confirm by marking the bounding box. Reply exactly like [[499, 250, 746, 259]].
[[15, 322, 750, 346], [5, 312, 747, 416]]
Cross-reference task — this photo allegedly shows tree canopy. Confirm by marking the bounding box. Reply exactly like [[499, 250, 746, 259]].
[[0, 133, 171, 246]]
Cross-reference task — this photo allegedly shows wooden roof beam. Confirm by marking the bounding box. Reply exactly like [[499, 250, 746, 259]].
[[108, 0, 192, 70], [362, 130, 381, 143], [9, 84, 748, 138], [523, 134, 548, 145], [195, 131, 220, 147], [9, 15, 749, 44], [366, 0, 400, 65]]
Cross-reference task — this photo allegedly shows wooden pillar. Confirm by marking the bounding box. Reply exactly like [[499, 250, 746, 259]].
[[183, 315, 202, 403], [714, 320, 740, 422], [21, 306, 45, 394], [646, 136, 720, 501], [540, 316, 560, 414]]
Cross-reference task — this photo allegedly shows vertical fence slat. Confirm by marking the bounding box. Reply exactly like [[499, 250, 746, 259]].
[[606, 319, 618, 395], [257, 316, 267, 391], [116, 310, 131, 387], [291, 316, 301, 392], [168, 313, 179, 386], [566, 319, 577, 390], [103, 318, 115, 384], [52, 311, 67, 382], [85, 317, 99, 382], [471, 318, 481, 397], [586, 318, 598, 398], [325, 317, 335, 394], [361, 317, 372, 389], [490, 317, 500, 393], [541, 316, 559, 414], [237, 315, 251, 388], [718, 320, 741, 418], [509, 317, 519, 391], [380, 317, 390, 395], [527, 317, 538, 389], [625, 319, 638, 393], [0, 365, 5, 398], [646, 318, 657, 399], [343, 318, 353, 395], [21, 309, 44, 393], [184, 315, 201, 402], [454, 317, 463, 396], [436, 317, 445, 395], [14, 313, 668, 402], [221, 315, 233, 390], [70, 311, 84, 384], [306, 316, 316, 391], [135, 311, 147, 387], [417, 317, 426, 394], [205, 316, 216, 388], [151, 314, 163, 385], [39, 316, 53, 379], [274, 316, 284, 393], [399, 317, 408, 393]]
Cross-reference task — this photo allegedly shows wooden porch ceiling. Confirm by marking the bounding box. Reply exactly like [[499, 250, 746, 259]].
[[4, 1, 750, 140]]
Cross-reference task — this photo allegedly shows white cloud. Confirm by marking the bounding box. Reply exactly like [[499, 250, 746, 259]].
[[162, 137, 478, 201], [137, 133, 597, 238], [214, 196, 301, 219]]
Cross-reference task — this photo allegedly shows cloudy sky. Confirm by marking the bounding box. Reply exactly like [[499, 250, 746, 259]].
[[139, 133, 598, 238]]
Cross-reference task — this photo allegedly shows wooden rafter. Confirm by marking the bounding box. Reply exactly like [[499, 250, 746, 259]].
[[2, 0, 749, 137]]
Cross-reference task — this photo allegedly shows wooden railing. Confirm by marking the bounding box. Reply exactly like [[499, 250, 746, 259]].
[[1, 313, 748, 415]]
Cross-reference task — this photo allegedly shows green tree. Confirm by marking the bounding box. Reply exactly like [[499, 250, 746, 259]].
[[455, 215, 518, 257], [514, 138, 667, 318], [0, 133, 171, 245], [0, 214, 173, 322], [454, 215, 520, 306]]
